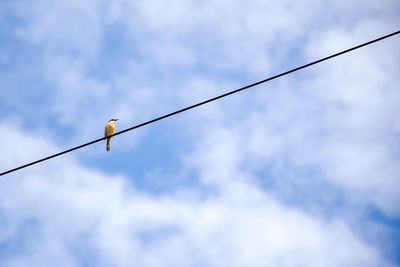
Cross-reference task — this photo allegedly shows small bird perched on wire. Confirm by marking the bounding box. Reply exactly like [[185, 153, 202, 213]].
[[105, 119, 118, 152]]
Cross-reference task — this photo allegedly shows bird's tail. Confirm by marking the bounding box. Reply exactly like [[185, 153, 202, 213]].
[[106, 138, 111, 152]]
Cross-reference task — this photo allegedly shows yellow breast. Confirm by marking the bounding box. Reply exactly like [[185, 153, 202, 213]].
[[105, 122, 115, 137]]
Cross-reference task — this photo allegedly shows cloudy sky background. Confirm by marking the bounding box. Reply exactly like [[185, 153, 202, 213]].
[[0, 0, 400, 266]]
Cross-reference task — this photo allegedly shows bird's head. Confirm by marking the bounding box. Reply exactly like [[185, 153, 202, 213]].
[[109, 119, 118, 122]]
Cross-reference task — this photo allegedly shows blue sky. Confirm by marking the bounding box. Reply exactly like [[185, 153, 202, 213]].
[[1, 0, 400, 266]]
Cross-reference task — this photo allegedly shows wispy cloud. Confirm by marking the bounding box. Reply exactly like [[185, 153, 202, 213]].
[[0, 124, 394, 266]]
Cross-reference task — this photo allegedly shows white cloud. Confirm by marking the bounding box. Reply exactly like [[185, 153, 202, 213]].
[[0, 124, 394, 267], [8, 0, 399, 143], [177, 17, 400, 216], [0, 121, 58, 172], [302, 28, 400, 216]]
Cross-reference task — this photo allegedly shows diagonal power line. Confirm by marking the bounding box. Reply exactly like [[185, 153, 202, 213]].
[[1, 30, 399, 176]]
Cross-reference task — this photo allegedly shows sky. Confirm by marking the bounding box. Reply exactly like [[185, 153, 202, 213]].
[[0, 0, 400, 266]]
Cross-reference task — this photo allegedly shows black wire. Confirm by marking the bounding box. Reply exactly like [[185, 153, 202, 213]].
[[1, 30, 399, 176]]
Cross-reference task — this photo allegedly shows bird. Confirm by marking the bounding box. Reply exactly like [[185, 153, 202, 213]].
[[104, 119, 118, 152]]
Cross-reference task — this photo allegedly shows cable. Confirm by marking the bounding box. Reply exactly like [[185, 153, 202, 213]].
[[1, 30, 399, 176]]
